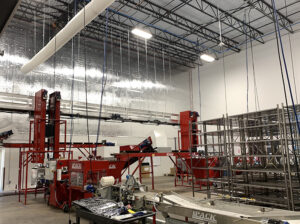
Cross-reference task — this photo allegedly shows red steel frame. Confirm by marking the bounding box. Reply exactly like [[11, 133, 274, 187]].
[[116, 152, 190, 190], [6, 89, 212, 210], [176, 111, 219, 190], [176, 111, 200, 188], [174, 153, 201, 189], [18, 113, 68, 205], [29, 119, 67, 158], [14, 89, 69, 205], [18, 150, 73, 205], [179, 111, 199, 151], [32, 89, 47, 163], [48, 91, 61, 159]]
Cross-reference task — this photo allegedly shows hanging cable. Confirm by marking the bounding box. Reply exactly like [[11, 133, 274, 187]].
[[82, 2, 93, 182], [53, 4, 57, 91], [197, 56, 202, 121], [287, 34, 298, 104], [111, 27, 114, 73], [217, 8, 228, 114], [42, 2, 47, 88], [137, 37, 140, 77], [83, 4, 91, 152], [218, 8, 224, 47], [145, 39, 148, 80], [94, 9, 109, 151], [197, 38, 202, 121], [285, 0, 299, 155], [244, 10, 249, 113], [162, 50, 165, 83], [34, 11, 37, 55], [222, 50, 228, 114], [284, 0, 299, 105], [162, 49, 167, 112], [272, 0, 300, 135], [120, 36, 122, 77], [248, 9, 260, 112], [271, 0, 300, 187], [42, 2, 45, 47], [154, 51, 157, 82], [128, 30, 130, 76], [69, 0, 77, 154], [53, 37, 57, 90], [67, 3, 73, 223], [145, 40, 149, 111], [169, 56, 172, 85]]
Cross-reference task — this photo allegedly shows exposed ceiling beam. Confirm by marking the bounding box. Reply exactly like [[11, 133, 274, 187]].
[[15, 2, 199, 68], [0, 0, 22, 39], [54, 0, 201, 66], [119, 0, 240, 52], [247, 0, 294, 33], [178, 0, 264, 44]]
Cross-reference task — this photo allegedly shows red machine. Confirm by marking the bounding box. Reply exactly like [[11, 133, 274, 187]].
[[179, 111, 199, 152], [46, 158, 131, 211], [120, 137, 154, 153], [5, 90, 217, 208], [48, 91, 61, 159], [47, 159, 76, 211], [26, 90, 161, 210], [32, 89, 47, 163], [177, 110, 220, 188]]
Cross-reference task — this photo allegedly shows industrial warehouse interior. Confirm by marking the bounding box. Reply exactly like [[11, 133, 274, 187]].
[[1, 0, 300, 223]]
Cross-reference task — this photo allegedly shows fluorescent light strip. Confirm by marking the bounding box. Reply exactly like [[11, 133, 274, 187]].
[[200, 54, 215, 62], [131, 28, 152, 39]]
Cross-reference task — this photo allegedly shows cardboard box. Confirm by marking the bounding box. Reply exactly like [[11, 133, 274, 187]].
[[170, 167, 175, 176], [98, 146, 120, 158], [141, 165, 150, 178]]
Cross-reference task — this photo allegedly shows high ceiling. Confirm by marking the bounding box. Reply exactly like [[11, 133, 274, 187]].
[[11, 0, 300, 67], [0, 0, 20, 38]]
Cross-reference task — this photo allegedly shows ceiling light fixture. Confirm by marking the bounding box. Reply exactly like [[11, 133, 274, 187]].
[[131, 28, 152, 39], [200, 54, 215, 62]]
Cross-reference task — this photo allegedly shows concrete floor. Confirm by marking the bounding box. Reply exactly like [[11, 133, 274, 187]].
[[0, 176, 192, 224], [0, 194, 87, 224], [2, 176, 299, 224]]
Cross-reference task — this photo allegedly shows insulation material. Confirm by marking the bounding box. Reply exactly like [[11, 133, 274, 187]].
[[0, 13, 190, 191], [0, 20, 189, 114]]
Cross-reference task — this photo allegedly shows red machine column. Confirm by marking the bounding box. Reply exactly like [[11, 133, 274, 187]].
[[48, 91, 61, 159], [32, 89, 48, 163], [179, 111, 199, 152]]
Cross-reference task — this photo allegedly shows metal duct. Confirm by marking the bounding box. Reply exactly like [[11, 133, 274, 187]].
[[21, 0, 115, 74]]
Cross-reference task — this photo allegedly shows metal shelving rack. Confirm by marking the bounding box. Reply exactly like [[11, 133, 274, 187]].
[[191, 104, 300, 210]]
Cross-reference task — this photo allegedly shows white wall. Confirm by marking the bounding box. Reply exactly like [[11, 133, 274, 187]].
[[192, 31, 300, 120]]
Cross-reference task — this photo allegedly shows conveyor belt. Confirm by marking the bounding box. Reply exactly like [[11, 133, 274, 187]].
[[136, 192, 300, 223]]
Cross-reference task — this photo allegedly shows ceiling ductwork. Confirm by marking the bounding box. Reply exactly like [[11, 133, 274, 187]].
[[21, 0, 115, 74]]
